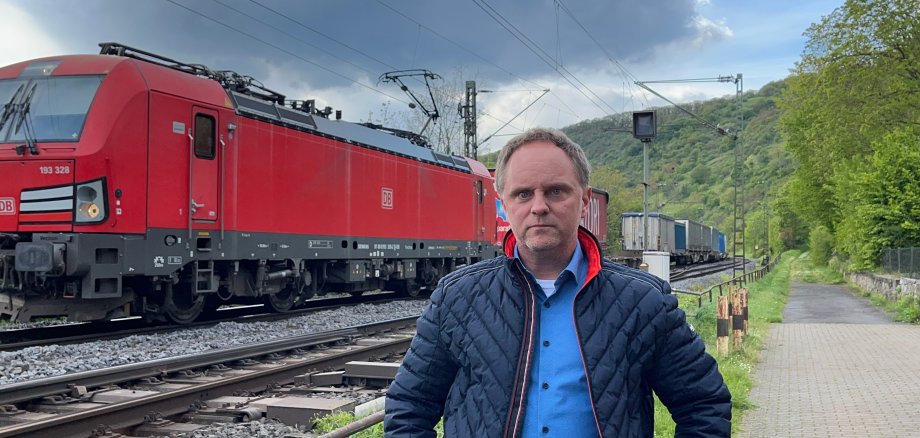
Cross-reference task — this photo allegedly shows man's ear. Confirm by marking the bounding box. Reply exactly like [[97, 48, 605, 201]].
[[580, 186, 591, 219]]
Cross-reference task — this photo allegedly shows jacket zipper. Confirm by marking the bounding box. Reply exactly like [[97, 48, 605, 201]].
[[502, 261, 538, 438]]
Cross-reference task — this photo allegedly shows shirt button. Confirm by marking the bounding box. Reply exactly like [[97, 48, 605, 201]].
[[543, 340, 550, 347], [543, 302, 551, 308], [542, 382, 549, 390], [542, 426, 550, 433]]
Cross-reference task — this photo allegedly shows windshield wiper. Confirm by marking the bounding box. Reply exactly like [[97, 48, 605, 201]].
[[0, 83, 24, 136], [13, 82, 39, 155]]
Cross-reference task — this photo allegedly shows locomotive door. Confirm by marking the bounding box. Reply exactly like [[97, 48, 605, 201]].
[[190, 107, 220, 223], [475, 179, 486, 242]]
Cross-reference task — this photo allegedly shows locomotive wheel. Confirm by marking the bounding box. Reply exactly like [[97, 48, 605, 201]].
[[397, 279, 421, 298], [163, 281, 205, 324], [265, 286, 296, 313]]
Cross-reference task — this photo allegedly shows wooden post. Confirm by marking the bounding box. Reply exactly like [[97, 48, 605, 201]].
[[731, 290, 744, 349], [716, 295, 729, 355], [740, 288, 749, 333]]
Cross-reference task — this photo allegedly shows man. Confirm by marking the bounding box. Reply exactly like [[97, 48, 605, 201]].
[[385, 128, 731, 437]]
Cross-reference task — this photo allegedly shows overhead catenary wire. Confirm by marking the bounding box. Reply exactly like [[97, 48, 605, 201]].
[[633, 81, 737, 139], [164, 0, 412, 106], [375, 0, 582, 120], [247, 0, 399, 72], [210, 0, 382, 79], [554, 0, 647, 109], [197, 0, 514, 140], [479, 88, 549, 146], [471, 0, 616, 116], [480, 112, 525, 134], [247, 0, 448, 94]]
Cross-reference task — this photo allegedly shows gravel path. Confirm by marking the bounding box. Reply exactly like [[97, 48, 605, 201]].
[[0, 300, 428, 386]]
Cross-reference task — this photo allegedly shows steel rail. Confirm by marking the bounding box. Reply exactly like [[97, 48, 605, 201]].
[[0, 316, 415, 406], [0, 335, 413, 438], [670, 260, 739, 282]]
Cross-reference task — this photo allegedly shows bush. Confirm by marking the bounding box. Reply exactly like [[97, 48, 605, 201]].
[[808, 225, 834, 267], [896, 295, 920, 323]]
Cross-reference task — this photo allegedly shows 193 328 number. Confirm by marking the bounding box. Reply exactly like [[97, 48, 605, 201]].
[[39, 166, 71, 175]]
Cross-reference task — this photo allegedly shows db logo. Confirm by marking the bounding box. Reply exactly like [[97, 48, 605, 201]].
[[381, 188, 394, 210], [0, 198, 15, 215]]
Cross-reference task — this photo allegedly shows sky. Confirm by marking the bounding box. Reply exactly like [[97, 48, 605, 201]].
[[0, 0, 843, 153]]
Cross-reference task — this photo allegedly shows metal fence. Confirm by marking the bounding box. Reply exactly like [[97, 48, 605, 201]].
[[881, 248, 920, 279]]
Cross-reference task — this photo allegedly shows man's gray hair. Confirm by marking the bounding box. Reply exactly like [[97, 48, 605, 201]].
[[494, 127, 591, 193]]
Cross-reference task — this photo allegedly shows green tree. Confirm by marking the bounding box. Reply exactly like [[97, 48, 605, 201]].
[[809, 225, 835, 267], [772, 181, 808, 252], [777, 0, 920, 232], [590, 164, 641, 249], [836, 126, 920, 269]]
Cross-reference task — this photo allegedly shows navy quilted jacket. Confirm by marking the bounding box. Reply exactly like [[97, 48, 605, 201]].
[[385, 228, 731, 437]]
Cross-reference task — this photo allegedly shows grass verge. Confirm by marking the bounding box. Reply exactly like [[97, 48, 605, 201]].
[[653, 251, 796, 437], [789, 251, 844, 284], [313, 412, 444, 437], [312, 412, 385, 437], [850, 281, 920, 324]]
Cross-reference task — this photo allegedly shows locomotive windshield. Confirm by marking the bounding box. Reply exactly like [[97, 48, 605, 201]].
[[0, 75, 103, 143]]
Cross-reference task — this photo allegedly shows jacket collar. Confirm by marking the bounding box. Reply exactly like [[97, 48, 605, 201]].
[[502, 226, 602, 285]]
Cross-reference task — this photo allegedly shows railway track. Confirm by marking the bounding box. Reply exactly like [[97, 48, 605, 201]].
[[1, 260, 734, 353], [0, 291, 418, 352], [0, 259, 751, 437], [0, 316, 416, 438], [670, 259, 744, 282]]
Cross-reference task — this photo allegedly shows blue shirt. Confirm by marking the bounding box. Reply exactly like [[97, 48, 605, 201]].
[[515, 241, 598, 437]]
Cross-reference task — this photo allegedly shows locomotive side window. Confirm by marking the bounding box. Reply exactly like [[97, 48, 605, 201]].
[[194, 114, 215, 159]]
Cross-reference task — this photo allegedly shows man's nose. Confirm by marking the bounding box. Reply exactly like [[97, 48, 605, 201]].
[[530, 192, 549, 214]]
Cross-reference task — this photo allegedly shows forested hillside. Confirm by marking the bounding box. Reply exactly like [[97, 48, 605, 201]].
[[484, 0, 918, 269], [561, 79, 793, 256]]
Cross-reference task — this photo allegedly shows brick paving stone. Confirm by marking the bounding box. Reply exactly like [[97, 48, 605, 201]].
[[738, 282, 920, 437]]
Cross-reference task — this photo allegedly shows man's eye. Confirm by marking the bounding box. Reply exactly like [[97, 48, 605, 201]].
[[517, 191, 532, 200]]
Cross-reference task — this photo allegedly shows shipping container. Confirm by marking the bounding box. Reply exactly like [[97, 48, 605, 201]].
[[621, 212, 676, 253]]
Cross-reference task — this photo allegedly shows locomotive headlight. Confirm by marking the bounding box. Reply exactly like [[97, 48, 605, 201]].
[[74, 178, 107, 224], [78, 202, 100, 219]]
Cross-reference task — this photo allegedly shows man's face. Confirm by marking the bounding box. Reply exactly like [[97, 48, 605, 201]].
[[499, 141, 591, 260]]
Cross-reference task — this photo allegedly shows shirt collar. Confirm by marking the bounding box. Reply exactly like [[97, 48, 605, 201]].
[[513, 240, 587, 288]]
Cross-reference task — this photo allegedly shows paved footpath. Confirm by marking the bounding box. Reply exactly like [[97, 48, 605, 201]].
[[738, 282, 920, 437]]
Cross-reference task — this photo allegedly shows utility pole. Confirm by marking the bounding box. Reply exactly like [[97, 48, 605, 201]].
[[634, 74, 745, 280], [731, 73, 745, 281], [632, 111, 657, 252], [461, 81, 477, 159], [763, 180, 770, 263]]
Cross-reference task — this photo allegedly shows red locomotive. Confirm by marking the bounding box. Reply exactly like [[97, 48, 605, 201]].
[[0, 43, 499, 323]]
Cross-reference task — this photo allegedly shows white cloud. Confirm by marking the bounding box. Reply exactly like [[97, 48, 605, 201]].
[[0, 3, 65, 67], [690, 15, 735, 48]]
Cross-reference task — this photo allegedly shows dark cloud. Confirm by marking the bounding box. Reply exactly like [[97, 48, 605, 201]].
[[17, 0, 711, 91]]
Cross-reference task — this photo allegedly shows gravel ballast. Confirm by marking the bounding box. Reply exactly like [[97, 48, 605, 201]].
[[0, 262, 761, 386], [0, 300, 428, 386], [671, 260, 758, 292]]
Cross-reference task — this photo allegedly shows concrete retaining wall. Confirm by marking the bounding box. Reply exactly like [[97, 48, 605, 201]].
[[848, 272, 920, 301]]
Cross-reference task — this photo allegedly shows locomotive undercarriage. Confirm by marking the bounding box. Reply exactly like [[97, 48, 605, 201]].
[[0, 231, 488, 323]]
